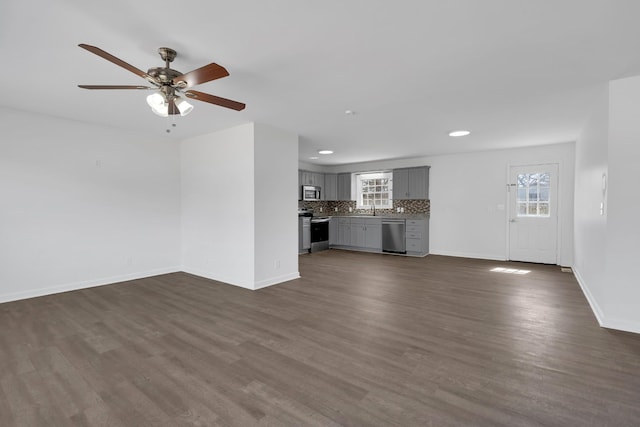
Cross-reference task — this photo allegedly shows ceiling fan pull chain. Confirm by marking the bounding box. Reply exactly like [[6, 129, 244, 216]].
[[166, 116, 177, 133]]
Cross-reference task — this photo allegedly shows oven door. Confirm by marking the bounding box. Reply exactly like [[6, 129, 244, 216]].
[[310, 218, 330, 252]]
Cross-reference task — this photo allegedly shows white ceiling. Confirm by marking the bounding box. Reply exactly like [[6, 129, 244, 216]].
[[2, 0, 640, 165]]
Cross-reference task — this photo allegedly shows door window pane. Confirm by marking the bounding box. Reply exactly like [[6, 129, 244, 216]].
[[516, 172, 550, 217]]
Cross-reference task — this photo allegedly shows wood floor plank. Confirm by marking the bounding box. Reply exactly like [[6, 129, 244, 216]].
[[1, 250, 640, 426]]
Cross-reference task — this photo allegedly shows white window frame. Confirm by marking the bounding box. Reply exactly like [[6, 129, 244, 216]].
[[355, 171, 393, 209]]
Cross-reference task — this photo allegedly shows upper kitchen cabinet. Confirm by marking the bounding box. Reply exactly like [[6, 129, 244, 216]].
[[337, 173, 352, 200], [300, 171, 323, 187], [324, 174, 338, 201], [393, 166, 430, 200], [300, 170, 325, 199]]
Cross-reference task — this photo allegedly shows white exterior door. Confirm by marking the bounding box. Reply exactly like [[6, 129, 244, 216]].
[[508, 164, 558, 264]]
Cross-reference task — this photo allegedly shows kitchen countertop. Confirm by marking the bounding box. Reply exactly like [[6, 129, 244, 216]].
[[317, 214, 429, 220]]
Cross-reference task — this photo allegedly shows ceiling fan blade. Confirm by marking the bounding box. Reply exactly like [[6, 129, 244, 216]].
[[78, 85, 152, 90], [184, 90, 245, 111], [78, 44, 159, 85], [168, 98, 180, 115], [172, 63, 229, 88]]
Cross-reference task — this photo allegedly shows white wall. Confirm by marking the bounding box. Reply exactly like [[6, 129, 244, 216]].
[[181, 122, 299, 290], [327, 143, 575, 265], [573, 85, 609, 319], [181, 123, 256, 288], [604, 76, 640, 332], [0, 108, 181, 302], [254, 123, 299, 288], [574, 76, 640, 334]]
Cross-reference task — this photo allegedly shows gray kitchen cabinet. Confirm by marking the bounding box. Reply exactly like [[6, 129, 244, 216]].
[[299, 217, 311, 254], [300, 171, 324, 187], [350, 219, 366, 247], [324, 174, 338, 201], [329, 217, 338, 245], [337, 173, 352, 200], [313, 173, 325, 199], [405, 219, 429, 255], [392, 168, 409, 200], [337, 217, 351, 246], [299, 170, 326, 199], [350, 217, 382, 250], [393, 166, 430, 200], [300, 171, 313, 186], [365, 220, 382, 249]]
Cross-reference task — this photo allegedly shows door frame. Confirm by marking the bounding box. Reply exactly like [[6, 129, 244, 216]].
[[505, 162, 561, 264]]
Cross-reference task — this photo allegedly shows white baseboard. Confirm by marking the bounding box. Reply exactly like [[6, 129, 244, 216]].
[[429, 249, 507, 261], [1, 267, 303, 304], [571, 267, 640, 335], [0, 266, 181, 304], [601, 318, 640, 335], [572, 267, 605, 327], [181, 268, 300, 291], [254, 272, 301, 290], [181, 267, 254, 290]]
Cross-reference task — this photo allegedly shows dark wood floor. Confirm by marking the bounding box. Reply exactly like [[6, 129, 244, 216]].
[[1, 250, 640, 426]]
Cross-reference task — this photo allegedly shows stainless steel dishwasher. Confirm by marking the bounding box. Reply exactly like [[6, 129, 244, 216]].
[[382, 218, 406, 254]]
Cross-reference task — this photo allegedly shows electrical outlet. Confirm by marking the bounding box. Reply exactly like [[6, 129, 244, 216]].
[[349, 207, 353, 212], [334, 207, 338, 212]]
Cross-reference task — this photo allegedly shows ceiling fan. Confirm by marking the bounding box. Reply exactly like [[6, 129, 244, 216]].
[[77, 44, 245, 117]]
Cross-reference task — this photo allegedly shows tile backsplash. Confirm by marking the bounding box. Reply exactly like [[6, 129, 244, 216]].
[[299, 199, 430, 216]]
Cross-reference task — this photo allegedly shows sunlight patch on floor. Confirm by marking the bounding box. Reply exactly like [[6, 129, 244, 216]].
[[490, 267, 531, 275]]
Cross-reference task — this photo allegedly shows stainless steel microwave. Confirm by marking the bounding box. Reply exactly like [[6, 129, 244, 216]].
[[302, 185, 321, 201]]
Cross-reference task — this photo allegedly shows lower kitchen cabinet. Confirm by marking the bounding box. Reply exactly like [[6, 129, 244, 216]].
[[329, 217, 338, 245], [337, 218, 351, 246], [406, 219, 429, 255], [332, 217, 382, 251], [367, 222, 382, 249], [299, 217, 311, 254], [328, 216, 428, 256]]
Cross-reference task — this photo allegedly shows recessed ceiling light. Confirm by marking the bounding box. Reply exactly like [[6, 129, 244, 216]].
[[318, 150, 333, 155], [449, 130, 471, 137], [345, 110, 355, 115], [309, 156, 319, 160]]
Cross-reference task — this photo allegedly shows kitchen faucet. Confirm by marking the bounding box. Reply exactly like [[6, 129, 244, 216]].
[[372, 204, 376, 216]]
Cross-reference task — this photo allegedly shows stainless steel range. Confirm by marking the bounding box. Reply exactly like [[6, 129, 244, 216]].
[[310, 216, 330, 252]]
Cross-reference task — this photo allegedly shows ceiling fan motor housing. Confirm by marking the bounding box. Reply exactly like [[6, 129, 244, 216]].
[[147, 67, 183, 84], [147, 47, 182, 85]]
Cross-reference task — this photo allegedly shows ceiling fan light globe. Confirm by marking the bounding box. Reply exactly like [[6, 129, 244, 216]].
[[146, 92, 166, 107], [175, 98, 194, 116]]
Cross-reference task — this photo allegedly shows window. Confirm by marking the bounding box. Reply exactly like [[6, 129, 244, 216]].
[[516, 172, 550, 217], [356, 171, 393, 209]]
